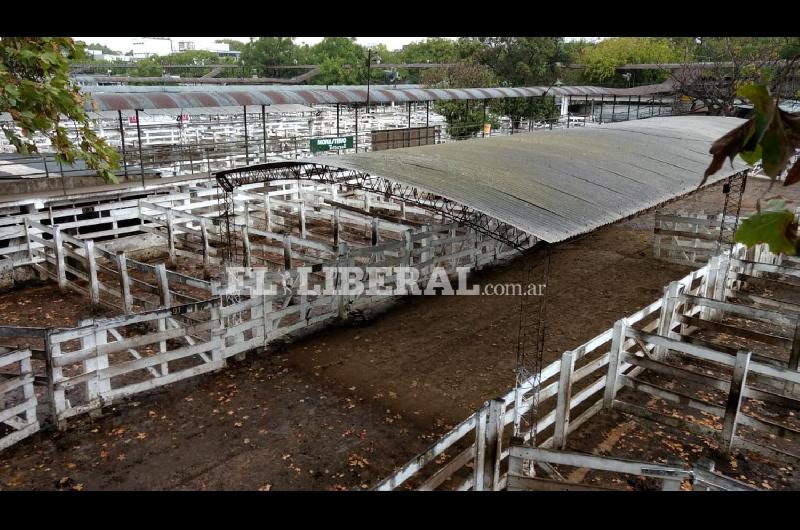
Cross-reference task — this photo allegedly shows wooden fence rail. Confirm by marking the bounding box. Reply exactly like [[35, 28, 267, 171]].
[[0, 347, 40, 451]]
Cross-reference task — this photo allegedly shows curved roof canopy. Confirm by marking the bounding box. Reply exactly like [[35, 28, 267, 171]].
[[308, 116, 748, 243], [83, 81, 676, 112]]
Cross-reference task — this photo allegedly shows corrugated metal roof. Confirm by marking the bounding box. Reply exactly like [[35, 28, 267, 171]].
[[308, 116, 749, 243], [83, 82, 677, 112]]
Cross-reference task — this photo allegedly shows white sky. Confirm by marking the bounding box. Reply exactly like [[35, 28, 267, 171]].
[[76, 36, 603, 53]]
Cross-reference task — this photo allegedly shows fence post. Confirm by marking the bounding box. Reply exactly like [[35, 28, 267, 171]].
[[52, 224, 66, 289], [283, 234, 293, 271], [43, 329, 67, 430], [553, 350, 576, 450], [264, 192, 273, 232], [333, 208, 341, 247], [472, 403, 488, 491], [656, 281, 682, 359], [337, 242, 349, 320], [166, 208, 176, 264], [721, 349, 751, 453], [299, 200, 307, 239], [155, 263, 171, 375], [80, 317, 110, 416], [484, 398, 505, 491], [702, 256, 720, 320], [200, 217, 211, 268], [403, 229, 413, 267], [604, 319, 627, 408], [241, 224, 252, 268], [22, 216, 34, 263], [787, 318, 800, 396], [116, 252, 133, 314], [84, 239, 100, 305]]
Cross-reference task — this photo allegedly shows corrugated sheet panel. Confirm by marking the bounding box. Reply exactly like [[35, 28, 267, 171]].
[[83, 82, 678, 112], [307, 116, 750, 243]]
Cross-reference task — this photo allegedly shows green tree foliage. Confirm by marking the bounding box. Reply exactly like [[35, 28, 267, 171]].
[[240, 37, 300, 77], [76, 42, 122, 56], [307, 37, 367, 85], [397, 38, 460, 83], [0, 37, 121, 182], [422, 61, 499, 138], [579, 37, 682, 84], [132, 50, 224, 77]]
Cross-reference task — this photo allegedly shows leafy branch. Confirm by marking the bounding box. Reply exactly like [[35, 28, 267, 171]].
[[703, 55, 800, 254]]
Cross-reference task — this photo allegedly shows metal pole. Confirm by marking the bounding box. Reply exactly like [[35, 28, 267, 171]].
[[117, 110, 128, 178], [627, 96, 631, 121], [355, 105, 359, 153], [528, 97, 533, 131], [408, 101, 411, 129], [585, 95, 588, 122], [336, 103, 340, 136], [366, 49, 372, 110], [612, 95, 617, 122], [482, 100, 487, 137], [637, 95, 641, 119], [599, 95, 604, 123], [567, 96, 571, 128], [261, 104, 267, 160], [135, 109, 145, 187], [426, 101, 429, 127], [243, 105, 249, 165]]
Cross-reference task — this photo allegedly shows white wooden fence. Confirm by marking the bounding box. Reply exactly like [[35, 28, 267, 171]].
[[0, 346, 40, 451], [374, 242, 800, 490]]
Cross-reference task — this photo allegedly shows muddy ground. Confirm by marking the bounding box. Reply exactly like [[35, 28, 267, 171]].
[[1, 177, 798, 490]]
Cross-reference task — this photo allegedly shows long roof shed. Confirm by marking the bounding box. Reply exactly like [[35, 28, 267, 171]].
[[308, 116, 749, 243]]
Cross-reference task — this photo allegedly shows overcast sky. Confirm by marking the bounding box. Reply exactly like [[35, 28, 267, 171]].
[[77, 37, 602, 53]]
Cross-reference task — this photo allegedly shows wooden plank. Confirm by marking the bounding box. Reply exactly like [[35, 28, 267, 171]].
[[553, 350, 576, 449], [721, 350, 751, 452], [507, 475, 618, 491]]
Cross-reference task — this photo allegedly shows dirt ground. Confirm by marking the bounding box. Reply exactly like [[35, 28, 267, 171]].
[[1, 176, 799, 490]]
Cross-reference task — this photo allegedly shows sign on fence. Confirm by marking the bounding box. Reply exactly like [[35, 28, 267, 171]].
[[310, 136, 353, 153]]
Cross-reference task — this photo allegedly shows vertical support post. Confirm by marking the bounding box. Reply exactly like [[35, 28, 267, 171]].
[[426, 101, 430, 128], [484, 398, 505, 491], [117, 110, 128, 178], [599, 94, 604, 123], [553, 350, 576, 449], [283, 234, 293, 270], [116, 252, 133, 314], [260, 104, 268, 161], [84, 239, 99, 305], [407, 101, 411, 129], [200, 217, 211, 267], [355, 105, 359, 153], [336, 242, 349, 320], [656, 281, 682, 359], [299, 200, 307, 239], [155, 263, 171, 375], [566, 95, 571, 128], [52, 225, 66, 289], [135, 109, 145, 187], [165, 208, 176, 263], [403, 229, 413, 267], [604, 319, 627, 408], [721, 350, 751, 452], [333, 208, 340, 247], [702, 256, 720, 320], [243, 105, 249, 165], [627, 96, 632, 121], [80, 317, 110, 413], [336, 103, 340, 137], [611, 95, 617, 122], [472, 403, 487, 491], [636, 95, 641, 119], [370, 217, 379, 246], [264, 192, 272, 232], [241, 224, 251, 269], [482, 100, 487, 137], [786, 318, 800, 396]]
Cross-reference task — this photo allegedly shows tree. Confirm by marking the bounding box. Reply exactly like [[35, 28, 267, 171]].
[[672, 37, 792, 116], [76, 41, 122, 56], [422, 61, 499, 138], [132, 50, 226, 77], [579, 37, 682, 85], [0, 37, 120, 182], [398, 38, 460, 83], [241, 37, 300, 77], [702, 52, 800, 254], [307, 37, 366, 85]]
